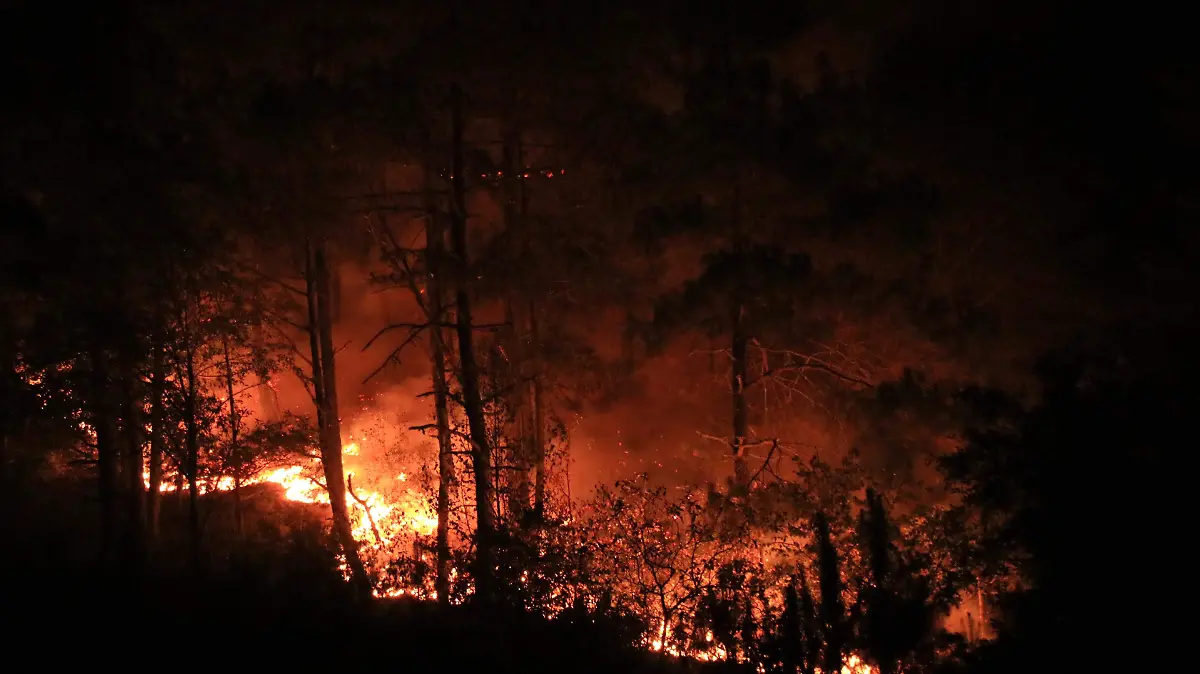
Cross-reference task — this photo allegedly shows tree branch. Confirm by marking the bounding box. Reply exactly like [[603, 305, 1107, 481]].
[[362, 326, 426, 384], [363, 323, 428, 352], [372, 212, 433, 318], [754, 362, 873, 388], [347, 474, 383, 546], [747, 439, 780, 487], [748, 343, 876, 389], [234, 262, 307, 298]]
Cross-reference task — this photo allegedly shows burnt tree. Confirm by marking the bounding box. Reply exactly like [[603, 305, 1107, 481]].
[[304, 240, 373, 600], [448, 83, 497, 597]]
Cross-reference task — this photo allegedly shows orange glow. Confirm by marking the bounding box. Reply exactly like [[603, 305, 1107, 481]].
[[648, 621, 728, 661], [137, 440, 878, 670], [821, 654, 875, 674], [142, 442, 437, 541]]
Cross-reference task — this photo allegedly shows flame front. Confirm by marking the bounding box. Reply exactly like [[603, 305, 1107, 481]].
[[141, 444, 876, 672], [142, 443, 437, 543], [257, 456, 438, 542]]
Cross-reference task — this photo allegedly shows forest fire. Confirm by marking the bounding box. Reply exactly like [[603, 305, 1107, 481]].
[[142, 444, 437, 541], [257, 449, 438, 541], [9, 2, 1177, 669], [135, 433, 892, 669]]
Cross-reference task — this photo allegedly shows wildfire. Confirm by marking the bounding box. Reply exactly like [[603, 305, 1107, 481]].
[[822, 655, 874, 674], [141, 443, 438, 542], [649, 623, 728, 662], [645, 624, 873, 672], [138, 443, 876, 672]]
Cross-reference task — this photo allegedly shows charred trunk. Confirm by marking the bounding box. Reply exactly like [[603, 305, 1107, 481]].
[[307, 240, 373, 600], [729, 180, 750, 493], [0, 333, 13, 493], [119, 356, 145, 567], [147, 342, 165, 542], [731, 302, 749, 490], [502, 120, 533, 523], [798, 570, 819, 674], [449, 83, 496, 598], [530, 304, 546, 519], [815, 513, 845, 674], [184, 343, 201, 571], [91, 347, 119, 566], [222, 338, 243, 538], [425, 156, 455, 604]]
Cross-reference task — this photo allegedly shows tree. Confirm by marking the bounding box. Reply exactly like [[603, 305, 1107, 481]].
[[854, 488, 939, 674], [631, 51, 900, 494], [303, 241, 373, 600], [423, 162, 457, 605], [369, 137, 459, 603], [653, 245, 864, 490], [814, 512, 847, 674], [942, 336, 1191, 669], [445, 83, 500, 599]]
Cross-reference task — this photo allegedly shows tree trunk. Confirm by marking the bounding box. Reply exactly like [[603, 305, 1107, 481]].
[[0, 332, 13, 492], [730, 302, 749, 490], [306, 240, 373, 601], [798, 570, 819, 674], [449, 83, 497, 599], [222, 337, 243, 538], [530, 303, 546, 519], [233, 474, 243, 541], [502, 118, 533, 523], [815, 513, 845, 674], [729, 176, 751, 492], [91, 347, 119, 567], [0, 428, 7, 492], [424, 153, 455, 605], [184, 343, 201, 571], [120, 357, 145, 567], [147, 342, 165, 543]]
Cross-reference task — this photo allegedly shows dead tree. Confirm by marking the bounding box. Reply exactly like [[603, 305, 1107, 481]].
[[449, 83, 497, 598], [305, 239, 373, 600], [424, 151, 456, 604]]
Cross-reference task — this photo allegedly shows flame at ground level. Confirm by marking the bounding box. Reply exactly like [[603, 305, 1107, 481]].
[[142, 446, 877, 672], [142, 445, 438, 544], [647, 622, 874, 672]]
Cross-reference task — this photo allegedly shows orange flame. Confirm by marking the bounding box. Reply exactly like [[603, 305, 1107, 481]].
[[141, 443, 876, 672]]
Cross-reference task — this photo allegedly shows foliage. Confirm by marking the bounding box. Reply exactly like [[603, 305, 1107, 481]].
[[939, 339, 1190, 669]]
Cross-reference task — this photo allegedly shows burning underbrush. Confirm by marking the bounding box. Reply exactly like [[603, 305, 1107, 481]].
[[146, 430, 979, 674]]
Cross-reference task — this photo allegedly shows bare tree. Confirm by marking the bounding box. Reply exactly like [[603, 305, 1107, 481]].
[[304, 240, 373, 600], [448, 83, 497, 598]]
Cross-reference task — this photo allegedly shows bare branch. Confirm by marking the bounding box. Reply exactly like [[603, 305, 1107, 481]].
[[696, 431, 775, 449], [747, 439, 780, 487], [347, 474, 383, 545], [373, 213, 431, 318], [234, 262, 308, 298], [363, 323, 428, 352], [362, 326, 425, 384], [755, 362, 873, 388]]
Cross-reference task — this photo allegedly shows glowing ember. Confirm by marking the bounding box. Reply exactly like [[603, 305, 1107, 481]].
[[820, 654, 875, 674], [648, 621, 729, 662]]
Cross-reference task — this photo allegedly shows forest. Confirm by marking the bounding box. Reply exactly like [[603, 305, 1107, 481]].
[[1, 1, 1192, 670]]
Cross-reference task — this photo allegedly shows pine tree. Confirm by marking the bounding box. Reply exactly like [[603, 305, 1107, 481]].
[[815, 512, 846, 674]]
